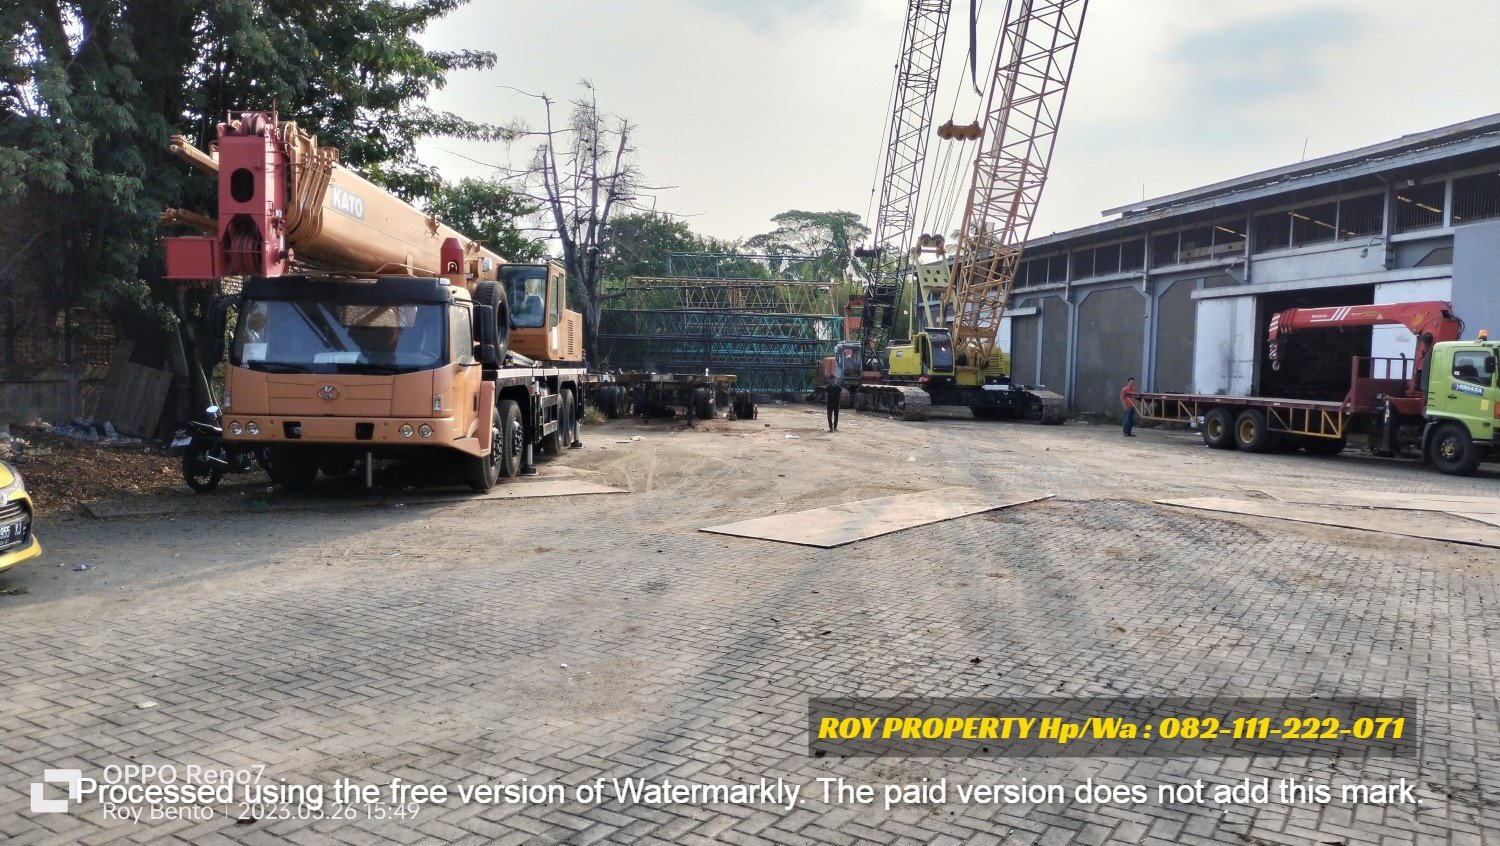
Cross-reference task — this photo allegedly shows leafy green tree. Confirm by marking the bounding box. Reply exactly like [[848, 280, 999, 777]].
[[746, 209, 871, 282], [2, 0, 510, 420], [598, 212, 705, 282], [427, 178, 547, 263]]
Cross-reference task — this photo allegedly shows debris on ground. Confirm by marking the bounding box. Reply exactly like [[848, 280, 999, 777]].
[[0, 424, 199, 515]]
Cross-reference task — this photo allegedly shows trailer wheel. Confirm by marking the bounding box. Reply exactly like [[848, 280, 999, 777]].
[[598, 385, 621, 419], [1301, 436, 1346, 456], [1427, 422, 1483, 476], [1233, 409, 1273, 453], [692, 387, 713, 420], [464, 406, 503, 492], [1201, 407, 1235, 450], [496, 400, 523, 478]]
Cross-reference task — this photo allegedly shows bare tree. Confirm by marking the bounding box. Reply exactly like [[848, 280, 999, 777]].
[[532, 82, 653, 356]]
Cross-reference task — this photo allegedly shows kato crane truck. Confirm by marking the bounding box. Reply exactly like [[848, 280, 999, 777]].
[[1134, 301, 1500, 476], [162, 110, 585, 492]]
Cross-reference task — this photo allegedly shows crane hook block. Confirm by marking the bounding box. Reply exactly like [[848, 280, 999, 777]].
[[937, 121, 982, 141]]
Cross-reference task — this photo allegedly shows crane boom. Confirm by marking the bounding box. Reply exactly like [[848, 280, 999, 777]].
[[858, 0, 953, 359], [942, 0, 1088, 363]]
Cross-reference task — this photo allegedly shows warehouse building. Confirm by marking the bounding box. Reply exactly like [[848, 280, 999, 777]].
[[1005, 113, 1500, 414]]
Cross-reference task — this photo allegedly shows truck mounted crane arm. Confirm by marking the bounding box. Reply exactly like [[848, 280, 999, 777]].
[[1268, 300, 1464, 375]]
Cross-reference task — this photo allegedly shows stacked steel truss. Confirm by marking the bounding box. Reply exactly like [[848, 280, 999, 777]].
[[597, 275, 843, 395]]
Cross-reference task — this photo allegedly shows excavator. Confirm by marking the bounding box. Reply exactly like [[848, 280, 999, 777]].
[[840, 0, 1087, 423], [162, 111, 586, 492]]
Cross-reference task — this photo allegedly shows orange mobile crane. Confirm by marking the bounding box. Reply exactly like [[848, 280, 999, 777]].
[[163, 111, 585, 491]]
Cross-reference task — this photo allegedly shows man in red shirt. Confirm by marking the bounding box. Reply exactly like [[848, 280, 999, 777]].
[[1121, 377, 1138, 437]]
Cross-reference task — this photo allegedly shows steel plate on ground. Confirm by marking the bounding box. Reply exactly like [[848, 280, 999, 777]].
[[700, 488, 1054, 548]]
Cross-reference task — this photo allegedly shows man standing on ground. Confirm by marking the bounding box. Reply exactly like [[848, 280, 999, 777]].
[[1121, 377, 1138, 437], [826, 381, 843, 432]]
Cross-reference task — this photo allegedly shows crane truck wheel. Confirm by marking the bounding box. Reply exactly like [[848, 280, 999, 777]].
[[692, 387, 713, 420], [471, 281, 509, 362], [541, 391, 568, 456], [268, 446, 320, 490], [496, 400, 523, 478], [1233, 409, 1273, 453], [465, 408, 503, 492], [1201, 408, 1235, 450], [1427, 422, 1484, 476]]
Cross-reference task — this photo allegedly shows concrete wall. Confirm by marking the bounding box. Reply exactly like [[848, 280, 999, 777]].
[[1193, 294, 1257, 395], [1153, 278, 1197, 392], [1452, 220, 1500, 334], [1010, 310, 1040, 385], [1038, 295, 1069, 393], [1074, 286, 1144, 413], [1251, 241, 1388, 285]]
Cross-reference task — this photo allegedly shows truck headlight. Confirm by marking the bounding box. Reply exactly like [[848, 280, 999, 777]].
[[229, 422, 243, 436], [245, 421, 260, 436], [399, 424, 414, 438], [418, 424, 433, 438]]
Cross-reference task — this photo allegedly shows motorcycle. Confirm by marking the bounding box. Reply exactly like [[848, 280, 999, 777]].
[[176, 405, 271, 493]]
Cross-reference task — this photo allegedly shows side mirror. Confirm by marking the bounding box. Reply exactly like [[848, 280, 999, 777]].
[[479, 343, 499, 367], [1485, 356, 1496, 376]]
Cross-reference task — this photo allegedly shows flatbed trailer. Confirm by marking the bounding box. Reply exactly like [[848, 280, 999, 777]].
[[1134, 355, 1418, 456], [1135, 351, 1500, 474], [588, 372, 755, 421]]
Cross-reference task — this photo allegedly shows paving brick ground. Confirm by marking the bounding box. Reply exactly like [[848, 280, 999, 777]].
[[1, 406, 1496, 844]]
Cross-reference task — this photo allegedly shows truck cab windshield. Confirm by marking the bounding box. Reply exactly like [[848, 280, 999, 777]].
[[501, 265, 548, 328], [232, 299, 446, 374]]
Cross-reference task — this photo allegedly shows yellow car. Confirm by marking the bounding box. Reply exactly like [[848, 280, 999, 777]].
[[0, 459, 41, 573]]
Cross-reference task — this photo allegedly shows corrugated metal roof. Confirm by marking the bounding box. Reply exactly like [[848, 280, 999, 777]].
[[1024, 113, 1500, 252]]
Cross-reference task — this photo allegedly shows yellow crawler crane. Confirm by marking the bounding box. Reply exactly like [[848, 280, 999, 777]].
[[857, 0, 1087, 423]]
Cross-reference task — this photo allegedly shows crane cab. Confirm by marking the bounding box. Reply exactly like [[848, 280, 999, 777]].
[[887, 329, 954, 380], [499, 261, 584, 364]]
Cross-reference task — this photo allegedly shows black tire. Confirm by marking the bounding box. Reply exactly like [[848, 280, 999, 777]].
[[182, 439, 224, 493], [464, 405, 503, 492], [496, 399, 523, 478], [1201, 407, 1235, 450], [471, 280, 509, 362], [692, 387, 713, 420], [1233, 409, 1273, 453], [268, 446, 319, 490], [1301, 436, 1347, 456], [1427, 422, 1484, 476], [598, 385, 621, 420]]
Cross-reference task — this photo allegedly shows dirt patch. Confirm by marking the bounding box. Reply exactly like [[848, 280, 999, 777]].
[[2, 426, 194, 515]]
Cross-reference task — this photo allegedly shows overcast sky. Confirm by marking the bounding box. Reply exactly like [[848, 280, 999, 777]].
[[416, 0, 1500, 245]]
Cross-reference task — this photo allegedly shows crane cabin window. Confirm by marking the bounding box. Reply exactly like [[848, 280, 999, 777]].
[[500, 265, 549, 328]]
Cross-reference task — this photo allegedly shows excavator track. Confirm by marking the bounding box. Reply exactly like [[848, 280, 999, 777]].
[[1022, 389, 1068, 425], [854, 385, 931, 421]]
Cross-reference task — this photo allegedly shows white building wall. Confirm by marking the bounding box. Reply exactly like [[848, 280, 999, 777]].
[[1193, 295, 1256, 395], [1371, 278, 1453, 362]]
